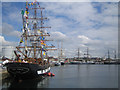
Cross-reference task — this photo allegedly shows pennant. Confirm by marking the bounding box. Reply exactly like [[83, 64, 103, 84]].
[[22, 29, 25, 33], [25, 11, 29, 14], [25, 46, 28, 50], [26, 7, 28, 12], [26, 16, 28, 19], [41, 42, 44, 45], [28, 28, 30, 32], [41, 42, 46, 46], [42, 48, 46, 52], [26, 23, 28, 28], [24, 12, 27, 17], [38, 30, 42, 33], [42, 37, 45, 40], [23, 25, 25, 29], [41, 41, 43, 43], [31, 3, 33, 5], [26, 9, 28, 12], [44, 43, 46, 46], [40, 36, 45, 40], [43, 46, 46, 49], [21, 10, 24, 15], [43, 52, 45, 55], [28, 3, 31, 6], [26, 7, 28, 9], [20, 39, 23, 43]]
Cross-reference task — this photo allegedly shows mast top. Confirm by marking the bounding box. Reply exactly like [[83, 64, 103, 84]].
[[16, 1, 56, 60]]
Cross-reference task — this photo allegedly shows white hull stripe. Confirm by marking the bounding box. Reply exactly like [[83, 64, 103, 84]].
[[37, 67, 50, 75]]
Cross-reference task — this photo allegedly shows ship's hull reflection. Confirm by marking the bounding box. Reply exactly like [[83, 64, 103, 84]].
[[2, 75, 50, 89]]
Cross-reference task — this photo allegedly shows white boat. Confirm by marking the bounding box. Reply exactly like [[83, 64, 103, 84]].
[[54, 61, 61, 66]]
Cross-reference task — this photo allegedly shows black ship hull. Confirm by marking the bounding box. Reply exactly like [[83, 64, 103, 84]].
[[61, 62, 65, 65], [4, 62, 50, 79]]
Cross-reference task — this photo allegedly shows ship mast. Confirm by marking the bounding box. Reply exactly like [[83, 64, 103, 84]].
[[114, 50, 116, 60], [58, 42, 59, 59], [25, 2, 28, 58], [40, 6, 44, 60], [77, 48, 80, 60], [108, 50, 110, 59], [87, 47, 89, 60], [84, 47, 89, 62], [33, 1, 37, 58], [15, 1, 57, 62], [60, 41, 63, 59]]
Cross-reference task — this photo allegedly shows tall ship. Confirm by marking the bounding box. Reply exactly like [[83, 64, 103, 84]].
[[3, 1, 56, 79], [58, 41, 65, 65]]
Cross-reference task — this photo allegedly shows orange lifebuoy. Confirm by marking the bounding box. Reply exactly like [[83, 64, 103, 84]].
[[52, 73, 55, 76], [48, 72, 51, 76], [47, 72, 55, 76]]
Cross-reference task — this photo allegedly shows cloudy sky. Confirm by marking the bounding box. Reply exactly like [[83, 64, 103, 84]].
[[0, 1, 118, 59]]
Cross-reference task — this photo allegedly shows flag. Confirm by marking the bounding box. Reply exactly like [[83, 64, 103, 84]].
[[40, 36, 42, 39], [41, 41, 43, 43], [22, 29, 25, 33], [25, 46, 28, 50], [26, 16, 28, 19], [26, 7, 28, 12], [20, 39, 23, 43], [41, 42, 44, 45], [25, 11, 29, 14], [42, 48, 46, 52], [26, 7, 28, 9], [28, 3, 31, 6], [42, 37, 45, 40], [38, 30, 42, 33], [44, 43, 46, 46], [43, 52, 45, 55], [28, 28, 30, 32], [24, 12, 27, 17], [41, 42, 46, 46], [43, 46, 46, 49], [21, 10, 24, 15], [40, 37, 45, 40]]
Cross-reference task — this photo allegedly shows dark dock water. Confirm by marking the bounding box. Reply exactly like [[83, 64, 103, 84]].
[[1, 64, 118, 88]]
